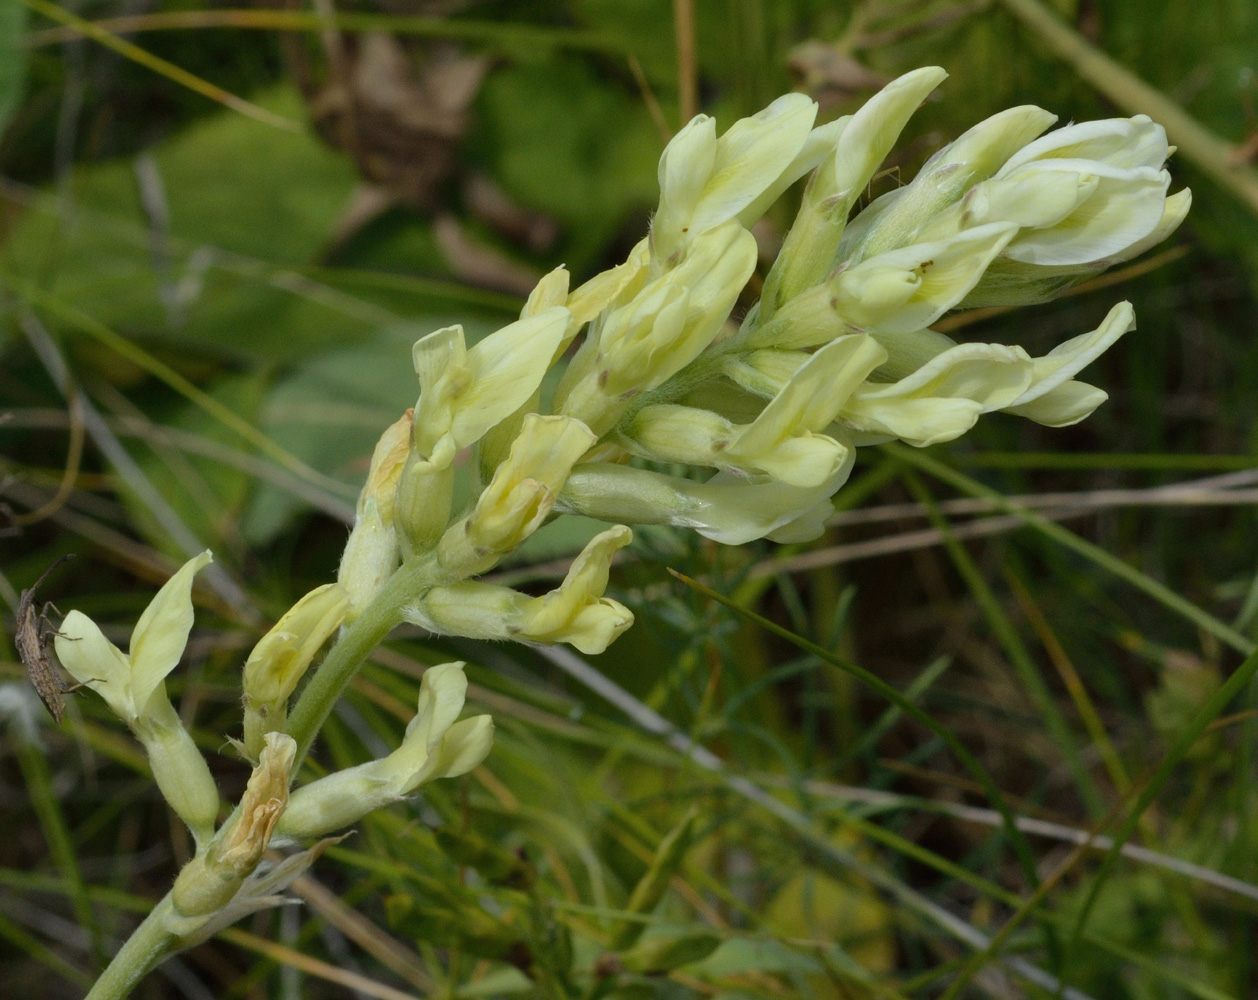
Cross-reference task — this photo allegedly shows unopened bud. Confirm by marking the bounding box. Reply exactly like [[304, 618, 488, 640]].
[[242, 584, 349, 758], [438, 415, 595, 576]]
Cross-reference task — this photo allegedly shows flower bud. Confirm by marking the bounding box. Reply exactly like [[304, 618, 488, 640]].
[[438, 415, 596, 577], [339, 413, 410, 613], [133, 695, 221, 843], [242, 583, 350, 758], [278, 664, 492, 840], [173, 732, 294, 917], [761, 67, 948, 316]]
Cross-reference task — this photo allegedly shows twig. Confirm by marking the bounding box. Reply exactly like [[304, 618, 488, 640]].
[[672, 0, 697, 125], [780, 777, 1258, 906]]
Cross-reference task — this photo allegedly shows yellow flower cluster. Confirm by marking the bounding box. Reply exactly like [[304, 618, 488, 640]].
[[51, 67, 1187, 962]]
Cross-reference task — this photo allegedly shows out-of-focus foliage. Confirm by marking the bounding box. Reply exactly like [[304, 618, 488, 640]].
[[3, 0, 1258, 998]]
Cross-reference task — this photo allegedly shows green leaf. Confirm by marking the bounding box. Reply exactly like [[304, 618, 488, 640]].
[[0, 86, 463, 364], [474, 56, 659, 272], [242, 320, 490, 543]]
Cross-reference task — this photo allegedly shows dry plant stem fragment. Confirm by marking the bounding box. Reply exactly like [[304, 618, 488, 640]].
[[51, 66, 1187, 999]]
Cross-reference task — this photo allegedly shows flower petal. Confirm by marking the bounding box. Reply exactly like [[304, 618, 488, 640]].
[[1005, 380, 1109, 427], [128, 550, 212, 714], [406, 662, 471, 754], [54, 610, 134, 719], [423, 715, 495, 784]]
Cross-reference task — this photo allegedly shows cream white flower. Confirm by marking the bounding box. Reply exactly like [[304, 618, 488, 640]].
[[653, 93, 818, 263], [1002, 301, 1135, 426], [55, 550, 220, 840], [829, 223, 1017, 334], [56, 550, 211, 724], [763, 67, 948, 314], [558, 457, 853, 545], [622, 335, 886, 487], [409, 526, 635, 654], [438, 414, 596, 576], [409, 308, 571, 471], [277, 663, 492, 840], [555, 222, 756, 434], [839, 343, 1035, 447], [842, 105, 1060, 263]]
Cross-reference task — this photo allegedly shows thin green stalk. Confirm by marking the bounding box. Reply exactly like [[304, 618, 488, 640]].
[[885, 444, 1256, 655], [901, 469, 1106, 817], [669, 571, 1057, 934], [286, 554, 440, 765], [13, 0, 299, 130], [1, 271, 342, 493], [84, 895, 177, 1000], [13, 734, 106, 967], [1066, 642, 1258, 959]]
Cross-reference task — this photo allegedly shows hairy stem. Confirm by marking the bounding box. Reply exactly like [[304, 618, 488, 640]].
[[85, 894, 176, 1000], [287, 553, 442, 765]]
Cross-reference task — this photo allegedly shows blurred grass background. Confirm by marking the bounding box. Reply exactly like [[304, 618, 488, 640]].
[[3, 0, 1258, 997]]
